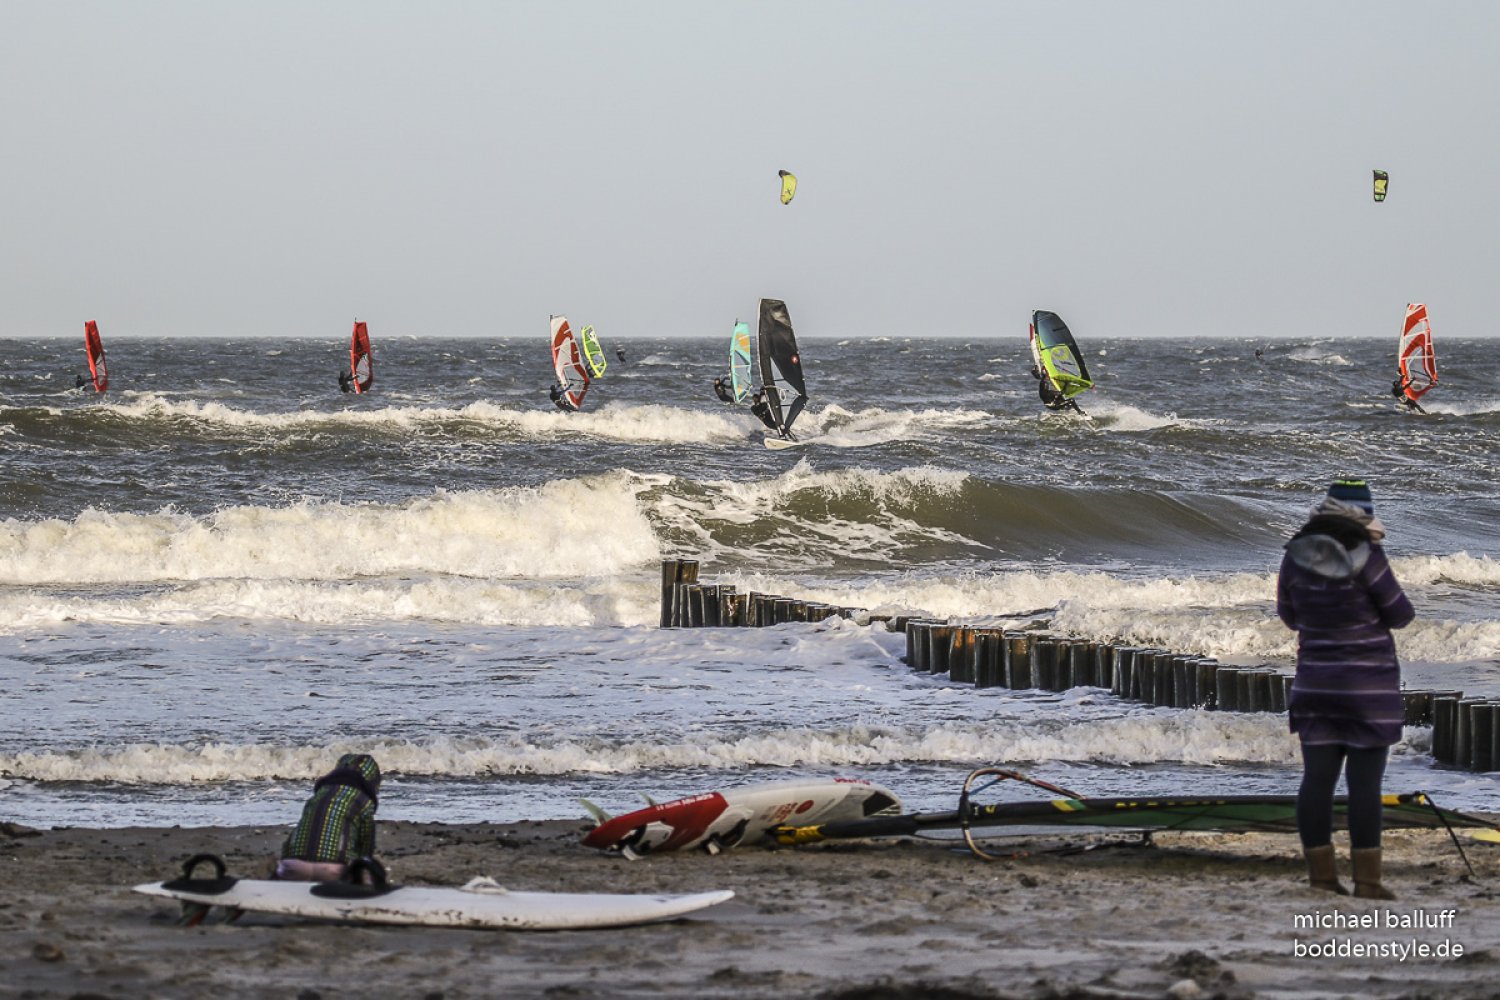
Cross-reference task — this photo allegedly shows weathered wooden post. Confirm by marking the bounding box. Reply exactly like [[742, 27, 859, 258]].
[[928, 625, 955, 675], [1215, 666, 1242, 712], [1031, 640, 1060, 692], [1094, 644, 1116, 691], [974, 630, 1005, 689], [948, 628, 975, 684], [1470, 701, 1497, 772], [660, 559, 699, 627], [1069, 642, 1097, 689], [1005, 635, 1033, 689], [1432, 694, 1460, 763]]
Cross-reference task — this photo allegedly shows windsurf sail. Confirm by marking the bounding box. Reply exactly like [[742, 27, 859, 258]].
[[580, 325, 608, 378], [778, 169, 797, 205], [777, 792, 1497, 844], [1029, 310, 1093, 399], [757, 298, 807, 437], [550, 315, 591, 410], [1373, 169, 1389, 203], [729, 321, 752, 402], [1398, 303, 1437, 403], [349, 321, 374, 394], [83, 320, 108, 392]]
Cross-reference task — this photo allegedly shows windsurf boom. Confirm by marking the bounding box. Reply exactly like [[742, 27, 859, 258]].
[[729, 321, 752, 402], [1398, 303, 1437, 404], [1030, 310, 1092, 400], [83, 320, 108, 392], [757, 299, 807, 438], [349, 321, 374, 393], [550, 315, 591, 410]]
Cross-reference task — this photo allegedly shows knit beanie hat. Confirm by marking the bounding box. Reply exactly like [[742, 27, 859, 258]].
[[1326, 479, 1374, 514]]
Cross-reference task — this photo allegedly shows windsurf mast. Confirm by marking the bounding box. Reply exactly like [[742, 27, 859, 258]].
[[349, 321, 374, 393], [83, 320, 108, 392], [756, 298, 807, 436], [550, 315, 591, 410], [1397, 303, 1437, 403]]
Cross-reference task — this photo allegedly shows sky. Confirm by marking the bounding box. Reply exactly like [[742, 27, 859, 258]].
[[2, 1, 1498, 340]]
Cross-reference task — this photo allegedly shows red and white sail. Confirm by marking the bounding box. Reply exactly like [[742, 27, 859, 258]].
[[350, 321, 374, 393], [83, 320, 108, 392], [550, 316, 590, 410], [1398, 303, 1438, 403]]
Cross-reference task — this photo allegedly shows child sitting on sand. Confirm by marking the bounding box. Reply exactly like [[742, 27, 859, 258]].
[[274, 753, 382, 881]]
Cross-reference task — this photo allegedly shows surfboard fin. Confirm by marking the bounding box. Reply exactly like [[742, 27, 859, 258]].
[[578, 798, 611, 824], [640, 793, 659, 807]]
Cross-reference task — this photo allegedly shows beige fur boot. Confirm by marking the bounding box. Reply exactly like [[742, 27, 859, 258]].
[[1304, 844, 1348, 895], [1352, 846, 1396, 900]]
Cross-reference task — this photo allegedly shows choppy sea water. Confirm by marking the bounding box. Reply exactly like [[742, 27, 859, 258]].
[[1, 333, 1497, 828]]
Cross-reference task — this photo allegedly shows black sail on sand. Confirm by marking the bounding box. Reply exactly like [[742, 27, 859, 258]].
[[757, 298, 807, 436]]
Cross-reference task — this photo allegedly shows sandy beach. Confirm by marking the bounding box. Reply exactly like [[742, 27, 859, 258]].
[[2, 817, 1496, 999]]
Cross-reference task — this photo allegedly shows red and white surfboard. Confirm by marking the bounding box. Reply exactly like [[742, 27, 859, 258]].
[[582, 778, 901, 857]]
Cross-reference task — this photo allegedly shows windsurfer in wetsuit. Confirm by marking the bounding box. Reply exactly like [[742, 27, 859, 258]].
[[1391, 375, 1424, 413], [712, 377, 734, 403], [338, 370, 354, 393], [615, 347, 626, 364], [749, 388, 784, 436], [549, 383, 577, 412], [1033, 367, 1084, 415]]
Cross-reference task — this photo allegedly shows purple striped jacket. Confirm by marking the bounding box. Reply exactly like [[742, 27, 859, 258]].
[[1276, 517, 1414, 748]]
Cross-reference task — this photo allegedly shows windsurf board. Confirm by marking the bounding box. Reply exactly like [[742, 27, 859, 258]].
[[134, 857, 732, 930], [763, 436, 806, 451]]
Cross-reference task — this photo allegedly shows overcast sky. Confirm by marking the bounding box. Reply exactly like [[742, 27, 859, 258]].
[[3, 1, 1496, 340]]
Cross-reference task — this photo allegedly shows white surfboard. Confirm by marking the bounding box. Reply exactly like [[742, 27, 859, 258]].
[[582, 777, 902, 857], [763, 435, 806, 451], [134, 872, 733, 930]]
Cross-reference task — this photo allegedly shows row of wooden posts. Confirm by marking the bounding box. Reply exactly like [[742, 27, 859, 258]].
[[659, 559, 1498, 774]]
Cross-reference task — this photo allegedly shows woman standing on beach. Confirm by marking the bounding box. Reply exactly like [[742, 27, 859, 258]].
[[1277, 479, 1414, 899]]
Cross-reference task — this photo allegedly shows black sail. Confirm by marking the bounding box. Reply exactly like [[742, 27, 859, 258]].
[[757, 298, 807, 435]]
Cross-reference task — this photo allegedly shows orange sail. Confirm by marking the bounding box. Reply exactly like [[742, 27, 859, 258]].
[[1398, 304, 1437, 402], [83, 320, 108, 392], [350, 321, 374, 393]]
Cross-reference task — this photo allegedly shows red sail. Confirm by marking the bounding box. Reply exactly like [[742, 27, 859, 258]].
[[84, 320, 108, 392], [350, 322, 374, 393]]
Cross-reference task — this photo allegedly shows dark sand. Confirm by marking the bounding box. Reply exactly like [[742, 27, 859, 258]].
[[2, 819, 1497, 999]]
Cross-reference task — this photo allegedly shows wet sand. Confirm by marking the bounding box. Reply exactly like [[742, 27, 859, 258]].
[[2, 818, 1497, 999]]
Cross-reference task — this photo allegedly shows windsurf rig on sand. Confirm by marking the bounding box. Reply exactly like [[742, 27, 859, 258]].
[[772, 767, 1500, 868]]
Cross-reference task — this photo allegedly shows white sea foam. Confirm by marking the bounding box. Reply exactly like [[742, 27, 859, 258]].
[[1087, 401, 1185, 432], [92, 394, 753, 445], [0, 474, 661, 588], [802, 404, 993, 448], [0, 713, 1305, 785]]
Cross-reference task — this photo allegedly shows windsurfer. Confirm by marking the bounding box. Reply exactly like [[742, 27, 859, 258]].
[[75, 374, 88, 389], [549, 383, 577, 412], [338, 370, 354, 394], [1037, 375, 1084, 415], [616, 347, 626, 363], [749, 389, 785, 436], [1391, 376, 1424, 413], [712, 377, 734, 403]]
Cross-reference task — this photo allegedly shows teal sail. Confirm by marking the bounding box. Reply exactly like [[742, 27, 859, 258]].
[[729, 321, 752, 402]]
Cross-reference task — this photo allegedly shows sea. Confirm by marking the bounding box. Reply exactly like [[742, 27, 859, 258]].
[[1, 334, 1497, 830]]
